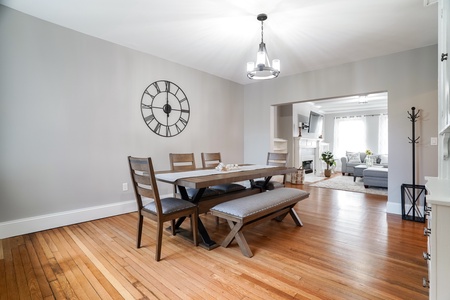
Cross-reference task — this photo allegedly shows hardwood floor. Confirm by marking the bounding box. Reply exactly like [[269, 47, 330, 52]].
[[0, 183, 428, 299]]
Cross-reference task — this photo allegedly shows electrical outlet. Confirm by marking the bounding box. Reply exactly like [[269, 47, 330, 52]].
[[122, 183, 128, 191], [431, 137, 438, 145]]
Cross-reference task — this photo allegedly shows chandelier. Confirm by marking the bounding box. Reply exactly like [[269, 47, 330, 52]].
[[246, 13, 280, 80]]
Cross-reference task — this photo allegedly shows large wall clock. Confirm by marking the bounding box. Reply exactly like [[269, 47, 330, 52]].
[[140, 80, 190, 137]]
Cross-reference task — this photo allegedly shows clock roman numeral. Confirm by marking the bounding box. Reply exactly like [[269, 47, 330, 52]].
[[175, 123, 182, 133], [165, 81, 170, 93], [179, 117, 188, 127], [152, 82, 161, 93], [144, 114, 155, 124], [144, 90, 156, 99], [141, 103, 152, 109], [154, 122, 162, 134]]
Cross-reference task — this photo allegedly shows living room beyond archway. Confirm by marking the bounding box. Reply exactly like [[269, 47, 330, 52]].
[[271, 91, 388, 192]]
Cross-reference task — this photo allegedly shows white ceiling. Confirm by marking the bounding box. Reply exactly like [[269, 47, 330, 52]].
[[0, 0, 438, 85], [306, 92, 388, 114]]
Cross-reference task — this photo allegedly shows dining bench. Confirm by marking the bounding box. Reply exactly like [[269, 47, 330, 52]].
[[210, 188, 310, 257]]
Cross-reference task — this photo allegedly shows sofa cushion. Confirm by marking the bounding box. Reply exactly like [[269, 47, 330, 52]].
[[379, 154, 388, 164], [363, 167, 388, 178], [347, 152, 362, 163]]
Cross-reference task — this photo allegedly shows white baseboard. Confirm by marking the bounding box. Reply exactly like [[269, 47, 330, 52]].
[[1, 195, 403, 239], [386, 201, 402, 215], [0, 200, 137, 239]]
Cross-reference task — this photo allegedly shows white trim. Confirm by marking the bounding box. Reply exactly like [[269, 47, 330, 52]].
[[386, 201, 402, 215], [0, 200, 137, 239]]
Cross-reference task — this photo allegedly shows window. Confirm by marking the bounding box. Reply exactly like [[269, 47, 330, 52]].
[[333, 114, 388, 158], [333, 116, 366, 159]]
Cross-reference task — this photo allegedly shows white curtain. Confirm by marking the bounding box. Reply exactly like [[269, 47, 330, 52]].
[[333, 116, 367, 159], [378, 114, 388, 154]]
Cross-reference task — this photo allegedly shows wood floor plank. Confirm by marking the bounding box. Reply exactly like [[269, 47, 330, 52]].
[[58, 227, 118, 300], [2, 239, 20, 300], [0, 181, 428, 299], [67, 224, 140, 299], [50, 228, 101, 299], [18, 243, 43, 300], [24, 235, 54, 298]]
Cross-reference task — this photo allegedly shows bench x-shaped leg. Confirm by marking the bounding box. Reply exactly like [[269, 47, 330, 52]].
[[274, 206, 303, 227], [222, 220, 253, 258]]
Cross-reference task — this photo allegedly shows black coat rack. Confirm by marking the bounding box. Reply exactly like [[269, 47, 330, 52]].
[[401, 107, 427, 222]]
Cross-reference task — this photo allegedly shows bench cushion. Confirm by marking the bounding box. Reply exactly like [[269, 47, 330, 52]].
[[210, 188, 309, 219]]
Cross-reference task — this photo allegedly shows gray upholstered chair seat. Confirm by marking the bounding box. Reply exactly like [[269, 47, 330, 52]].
[[186, 187, 222, 198], [210, 183, 246, 193], [253, 180, 284, 190], [143, 197, 197, 215]]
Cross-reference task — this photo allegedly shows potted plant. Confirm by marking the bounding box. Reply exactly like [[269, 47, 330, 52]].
[[321, 151, 336, 177]]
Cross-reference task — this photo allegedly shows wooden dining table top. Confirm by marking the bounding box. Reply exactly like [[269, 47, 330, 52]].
[[155, 165, 297, 189]]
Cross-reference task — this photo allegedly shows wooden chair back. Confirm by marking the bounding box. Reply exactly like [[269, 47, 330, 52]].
[[267, 152, 289, 167], [128, 156, 198, 261], [128, 156, 162, 215], [267, 152, 289, 184], [169, 153, 196, 171], [201, 152, 222, 169]]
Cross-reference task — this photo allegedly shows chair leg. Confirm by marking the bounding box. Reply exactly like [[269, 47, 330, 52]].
[[191, 212, 199, 246], [155, 221, 163, 261], [170, 219, 176, 236], [137, 214, 143, 248]]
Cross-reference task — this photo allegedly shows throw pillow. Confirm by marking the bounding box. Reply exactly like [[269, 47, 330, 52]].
[[346, 151, 357, 160], [379, 154, 388, 164], [348, 152, 361, 163]]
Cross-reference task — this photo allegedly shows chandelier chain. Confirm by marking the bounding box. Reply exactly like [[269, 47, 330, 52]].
[[260, 20, 264, 43]]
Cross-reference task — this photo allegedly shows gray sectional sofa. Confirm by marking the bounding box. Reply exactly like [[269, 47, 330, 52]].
[[363, 167, 388, 188], [340, 151, 388, 175], [341, 151, 389, 189]]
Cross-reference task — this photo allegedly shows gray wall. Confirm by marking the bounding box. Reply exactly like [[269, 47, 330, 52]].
[[244, 45, 438, 214], [0, 6, 244, 231], [0, 5, 439, 236]]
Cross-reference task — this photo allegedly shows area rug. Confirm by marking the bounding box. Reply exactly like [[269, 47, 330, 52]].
[[303, 174, 327, 183], [310, 175, 388, 196]]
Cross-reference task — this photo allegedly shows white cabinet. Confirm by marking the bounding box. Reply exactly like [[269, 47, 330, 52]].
[[425, 177, 450, 300], [439, 0, 450, 176], [427, 2, 450, 298]]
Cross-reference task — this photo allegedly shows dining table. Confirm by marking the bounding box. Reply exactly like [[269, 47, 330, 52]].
[[155, 164, 297, 249]]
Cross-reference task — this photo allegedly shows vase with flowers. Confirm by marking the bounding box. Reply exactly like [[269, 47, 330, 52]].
[[365, 149, 374, 167], [321, 151, 336, 177]]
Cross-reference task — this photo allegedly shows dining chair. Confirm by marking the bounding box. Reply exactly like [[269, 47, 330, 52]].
[[254, 152, 289, 190], [201, 152, 222, 169], [201, 152, 246, 193], [128, 156, 198, 261], [169, 153, 221, 198]]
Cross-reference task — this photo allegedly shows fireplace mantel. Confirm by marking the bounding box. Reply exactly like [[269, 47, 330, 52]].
[[293, 137, 329, 175]]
